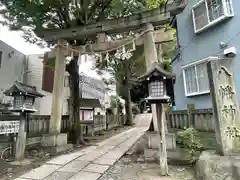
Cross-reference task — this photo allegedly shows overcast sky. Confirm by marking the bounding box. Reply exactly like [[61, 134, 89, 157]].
[[0, 25, 49, 55], [0, 25, 111, 80]]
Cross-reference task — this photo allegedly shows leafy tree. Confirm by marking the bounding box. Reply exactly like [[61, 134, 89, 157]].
[[147, 0, 166, 9], [0, 0, 149, 144], [94, 46, 145, 125], [109, 95, 123, 112]]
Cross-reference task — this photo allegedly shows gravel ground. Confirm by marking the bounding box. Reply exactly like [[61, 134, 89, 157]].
[[99, 156, 196, 180]]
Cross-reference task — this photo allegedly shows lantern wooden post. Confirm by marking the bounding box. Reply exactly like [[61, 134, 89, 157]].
[[15, 112, 27, 161], [156, 103, 168, 175], [138, 62, 176, 176]]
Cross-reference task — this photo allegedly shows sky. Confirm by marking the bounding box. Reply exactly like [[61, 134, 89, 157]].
[[0, 25, 49, 55], [0, 25, 111, 80]]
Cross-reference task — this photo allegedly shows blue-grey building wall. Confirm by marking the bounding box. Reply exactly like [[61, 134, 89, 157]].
[[173, 0, 240, 110]]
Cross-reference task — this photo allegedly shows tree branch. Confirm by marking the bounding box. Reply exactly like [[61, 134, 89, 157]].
[[96, 0, 114, 21]]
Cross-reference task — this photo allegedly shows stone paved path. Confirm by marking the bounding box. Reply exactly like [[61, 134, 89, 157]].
[[15, 114, 152, 180]]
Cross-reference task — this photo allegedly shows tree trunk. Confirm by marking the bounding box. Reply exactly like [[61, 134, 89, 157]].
[[124, 87, 133, 126], [66, 56, 85, 145]]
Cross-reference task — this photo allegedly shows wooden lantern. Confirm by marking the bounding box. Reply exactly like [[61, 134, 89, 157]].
[[4, 81, 44, 113]]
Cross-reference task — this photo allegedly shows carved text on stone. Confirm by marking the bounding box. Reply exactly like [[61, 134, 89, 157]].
[[224, 126, 240, 139], [219, 85, 235, 100], [222, 105, 236, 120]]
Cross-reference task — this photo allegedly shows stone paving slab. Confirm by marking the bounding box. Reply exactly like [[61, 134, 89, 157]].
[[68, 171, 102, 180], [80, 146, 98, 154], [14, 115, 152, 180], [102, 151, 123, 160], [93, 157, 118, 165], [100, 145, 115, 150], [57, 160, 89, 173], [96, 128, 136, 146], [43, 171, 74, 180], [82, 163, 110, 174], [47, 154, 81, 165], [20, 164, 61, 180], [67, 151, 86, 157], [76, 152, 102, 162]]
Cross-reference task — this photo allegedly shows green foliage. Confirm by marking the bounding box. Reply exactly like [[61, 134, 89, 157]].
[[0, 0, 147, 43], [0, 0, 148, 46], [110, 95, 122, 109], [161, 60, 172, 72], [176, 127, 204, 162], [95, 46, 145, 94], [147, 0, 166, 9]]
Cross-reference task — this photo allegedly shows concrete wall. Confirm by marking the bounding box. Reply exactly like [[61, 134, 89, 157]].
[[173, 0, 240, 110], [0, 40, 25, 104]]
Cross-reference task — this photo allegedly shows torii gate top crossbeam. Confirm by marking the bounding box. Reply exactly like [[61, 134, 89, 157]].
[[36, 1, 186, 43]]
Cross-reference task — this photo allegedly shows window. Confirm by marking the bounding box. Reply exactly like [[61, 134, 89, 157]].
[[192, 0, 234, 33], [182, 57, 217, 96]]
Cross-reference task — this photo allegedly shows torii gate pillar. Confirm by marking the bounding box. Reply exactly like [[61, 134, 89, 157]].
[[143, 23, 160, 132], [42, 40, 72, 152], [49, 40, 66, 133]]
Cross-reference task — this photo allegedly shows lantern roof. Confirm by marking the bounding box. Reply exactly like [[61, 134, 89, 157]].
[[138, 62, 175, 82], [4, 81, 44, 98]]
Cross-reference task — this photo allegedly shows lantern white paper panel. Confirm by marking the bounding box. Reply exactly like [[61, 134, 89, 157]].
[[149, 81, 164, 97]]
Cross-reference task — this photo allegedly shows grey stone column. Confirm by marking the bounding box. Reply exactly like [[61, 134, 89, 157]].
[[143, 23, 158, 70], [49, 40, 66, 133], [143, 23, 159, 131]]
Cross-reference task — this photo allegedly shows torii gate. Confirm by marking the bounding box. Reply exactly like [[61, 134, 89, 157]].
[[38, 0, 187, 135]]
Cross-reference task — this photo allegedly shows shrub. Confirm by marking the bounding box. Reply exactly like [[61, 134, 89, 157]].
[[176, 127, 204, 162]]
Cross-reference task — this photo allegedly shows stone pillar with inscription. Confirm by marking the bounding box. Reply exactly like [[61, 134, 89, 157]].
[[207, 58, 240, 155]]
